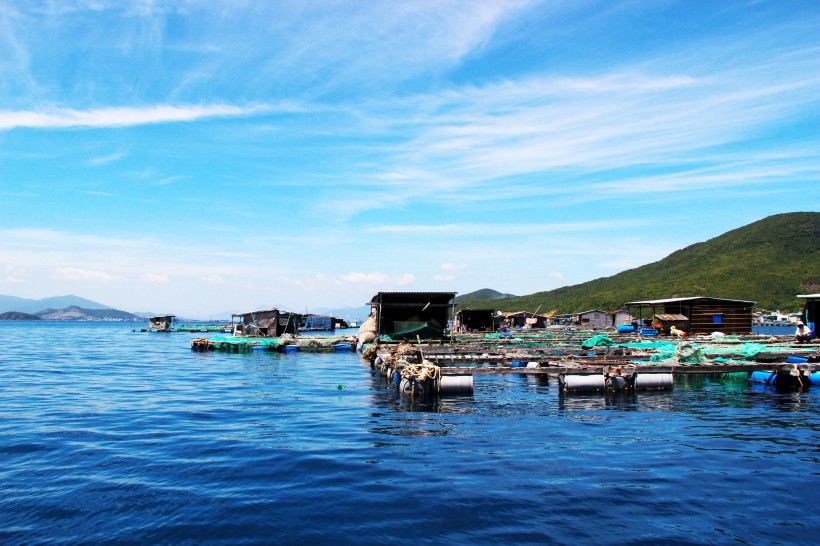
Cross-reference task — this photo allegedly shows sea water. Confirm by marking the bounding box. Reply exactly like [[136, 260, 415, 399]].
[[1, 322, 817, 545]]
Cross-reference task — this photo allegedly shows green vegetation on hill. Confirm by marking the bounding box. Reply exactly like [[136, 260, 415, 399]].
[[0, 311, 41, 320], [455, 288, 516, 304], [35, 306, 140, 321], [459, 212, 819, 313]]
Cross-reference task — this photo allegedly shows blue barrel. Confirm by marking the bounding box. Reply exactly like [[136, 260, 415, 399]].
[[787, 356, 809, 363], [334, 344, 353, 352], [810, 372, 820, 386], [750, 370, 776, 385], [282, 345, 299, 353], [617, 325, 635, 333], [641, 328, 658, 337], [251, 345, 264, 351]]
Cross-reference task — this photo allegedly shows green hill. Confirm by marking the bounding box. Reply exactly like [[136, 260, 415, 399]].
[[0, 311, 41, 320], [455, 288, 516, 304], [460, 212, 819, 313], [35, 306, 141, 321]]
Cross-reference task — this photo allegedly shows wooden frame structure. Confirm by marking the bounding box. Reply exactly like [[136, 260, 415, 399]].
[[368, 292, 456, 340], [454, 309, 495, 333], [797, 294, 819, 337], [624, 296, 755, 336], [231, 308, 301, 337]]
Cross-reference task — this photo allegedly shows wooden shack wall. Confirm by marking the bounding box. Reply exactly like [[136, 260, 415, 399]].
[[578, 311, 608, 328], [457, 310, 494, 332], [663, 300, 752, 335]]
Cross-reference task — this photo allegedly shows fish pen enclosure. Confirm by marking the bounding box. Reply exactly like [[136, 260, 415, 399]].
[[369, 292, 456, 341], [454, 309, 495, 333], [231, 308, 302, 337], [625, 297, 755, 336]]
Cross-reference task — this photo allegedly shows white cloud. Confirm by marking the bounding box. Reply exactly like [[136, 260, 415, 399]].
[[142, 273, 169, 283], [201, 274, 226, 285], [341, 272, 415, 285], [548, 271, 565, 281], [366, 224, 464, 233], [441, 263, 466, 271], [53, 267, 121, 282], [0, 104, 269, 130], [86, 152, 126, 166], [3, 265, 27, 284]]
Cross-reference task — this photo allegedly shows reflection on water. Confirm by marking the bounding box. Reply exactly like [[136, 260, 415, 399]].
[[557, 390, 675, 413]]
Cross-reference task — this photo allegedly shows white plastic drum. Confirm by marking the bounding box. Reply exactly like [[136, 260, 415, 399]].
[[634, 373, 674, 390], [437, 375, 474, 395], [560, 374, 606, 391]]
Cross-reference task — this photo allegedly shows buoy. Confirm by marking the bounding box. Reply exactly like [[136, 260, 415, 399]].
[[437, 375, 474, 395], [559, 374, 606, 392], [634, 373, 674, 390]]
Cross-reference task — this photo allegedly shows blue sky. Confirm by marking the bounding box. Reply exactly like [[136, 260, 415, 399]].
[[1, 0, 818, 317]]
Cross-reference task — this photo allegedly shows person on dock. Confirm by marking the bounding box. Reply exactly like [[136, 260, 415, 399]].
[[795, 322, 813, 343]]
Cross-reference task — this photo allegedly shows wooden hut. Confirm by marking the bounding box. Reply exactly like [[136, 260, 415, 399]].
[[231, 308, 301, 337], [570, 310, 609, 328], [624, 297, 755, 336], [606, 310, 632, 328], [301, 314, 336, 331], [368, 292, 456, 340], [148, 315, 175, 331], [502, 311, 550, 329], [454, 309, 495, 333], [797, 294, 819, 337]]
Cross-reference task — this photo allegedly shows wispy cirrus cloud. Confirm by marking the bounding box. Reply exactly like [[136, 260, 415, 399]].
[[53, 267, 122, 283], [0, 104, 270, 130], [341, 272, 415, 285]]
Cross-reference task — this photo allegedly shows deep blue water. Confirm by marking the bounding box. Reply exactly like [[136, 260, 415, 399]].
[[1, 322, 818, 545]]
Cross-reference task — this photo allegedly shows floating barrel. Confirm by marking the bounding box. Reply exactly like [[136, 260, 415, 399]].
[[750, 370, 813, 389], [561, 372, 672, 392], [634, 373, 674, 390], [399, 377, 430, 396], [282, 345, 299, 353], [334, 343, 353, 352], [437, 375, 474, 395], [560, 374, 606, 392], [787, 356, 809, 364], [617, 325, 636, 333]]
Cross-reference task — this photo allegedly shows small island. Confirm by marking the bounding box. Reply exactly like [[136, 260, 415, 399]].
[[0, 311, 42, 321]]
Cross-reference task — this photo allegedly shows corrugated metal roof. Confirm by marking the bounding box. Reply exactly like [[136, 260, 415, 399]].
[[654, 314, 689, 321], [369, 292, 456, 305], [624, 296, 756, 305], [232, 308, 303, 317]]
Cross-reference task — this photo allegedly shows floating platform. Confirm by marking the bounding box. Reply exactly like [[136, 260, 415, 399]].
[[191, 335, 357, 353]]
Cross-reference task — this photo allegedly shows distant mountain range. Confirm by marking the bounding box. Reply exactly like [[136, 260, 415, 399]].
[[456, 212, 819, 313], [0, 295, 140, 321], [0, 294, 111, 314]]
